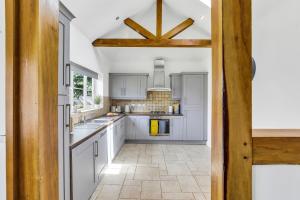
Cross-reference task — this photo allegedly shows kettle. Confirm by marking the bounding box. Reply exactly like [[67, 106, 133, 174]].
[[125, 105, 130, 113]]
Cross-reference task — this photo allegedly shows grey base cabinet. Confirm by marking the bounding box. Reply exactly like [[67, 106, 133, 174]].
[[126, 116, 150, 140], [171, 117, 184, 140], [94, 130, 108, 183], [71, 136, 97, 200]]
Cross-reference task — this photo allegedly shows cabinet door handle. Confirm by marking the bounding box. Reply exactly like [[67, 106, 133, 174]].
[[66, 63, 71, 87], [95, 141, 99, 157], [66, 104, 71, 128]]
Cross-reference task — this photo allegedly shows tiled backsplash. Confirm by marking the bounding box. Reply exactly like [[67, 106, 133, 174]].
[[111, 91, 180, 112]]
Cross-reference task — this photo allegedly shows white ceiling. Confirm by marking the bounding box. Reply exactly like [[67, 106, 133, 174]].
[[61, 0, 211, 41], [61, 0, 212, 68], [98, 47, 211, 62]]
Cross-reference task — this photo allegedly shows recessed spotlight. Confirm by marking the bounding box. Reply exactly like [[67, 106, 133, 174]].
[[200, 16, 205, 20], [116, 16, 120, 20]]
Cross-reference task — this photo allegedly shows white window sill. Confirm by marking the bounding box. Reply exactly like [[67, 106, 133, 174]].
[[73, 106, 103, 114]]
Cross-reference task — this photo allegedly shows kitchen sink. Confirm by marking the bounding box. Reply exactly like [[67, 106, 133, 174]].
[[74, 123, 101, 129]]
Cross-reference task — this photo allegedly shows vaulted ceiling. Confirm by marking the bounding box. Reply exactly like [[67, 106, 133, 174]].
[[61, 0, 211, 41]]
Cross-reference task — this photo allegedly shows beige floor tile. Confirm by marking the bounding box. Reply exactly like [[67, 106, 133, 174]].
[[177, 176, 201, 192], [203, 192, 211, 200], [134, 166, 160, 180], [162, 192, 195, 200], [195, 176, 211, 187], [142, 181, 161, 193], [166, 164, 191, 176], [200, 185, 211, 193], [124, 179, 142, 186], [120, 185, 141, 199], [100, 174, 126, 185], [193, 193, 206, 200], [97, 185, 122, 200], [161, 181, 181, 193], [141, 192, 162, 199], [159, 176, 177, 181], [92, 144, 211, 200]]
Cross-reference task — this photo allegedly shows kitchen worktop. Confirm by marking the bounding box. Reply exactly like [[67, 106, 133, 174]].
[[125, 112, 184, 117], [70, 112, 184, 148], [70, 114, 125, 148]]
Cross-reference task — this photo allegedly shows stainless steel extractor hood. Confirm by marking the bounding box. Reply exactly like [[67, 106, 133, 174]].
[[147, 59, 171, 92]]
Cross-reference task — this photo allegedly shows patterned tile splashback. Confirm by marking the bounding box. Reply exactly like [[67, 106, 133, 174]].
[[111, 91, 180, 112]]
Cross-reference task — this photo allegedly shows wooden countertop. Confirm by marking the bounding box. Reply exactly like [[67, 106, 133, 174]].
[[252, 129, 300, 137]]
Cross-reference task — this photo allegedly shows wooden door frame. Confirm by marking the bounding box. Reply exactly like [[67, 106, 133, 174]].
[[5, 0, 59, 199], [211, 0, 252, 199], [5, 0, 252, 200]]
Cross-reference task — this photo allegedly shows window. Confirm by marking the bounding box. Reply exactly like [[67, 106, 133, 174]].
[[70, 63, 103, 113]]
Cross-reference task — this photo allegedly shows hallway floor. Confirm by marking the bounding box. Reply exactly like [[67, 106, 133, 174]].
[[92, 143, 211, 200]]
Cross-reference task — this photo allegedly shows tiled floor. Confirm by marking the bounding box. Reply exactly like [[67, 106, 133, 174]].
[[91, 143, 211, 200]]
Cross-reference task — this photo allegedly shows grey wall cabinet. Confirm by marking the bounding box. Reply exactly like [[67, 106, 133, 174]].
[[182, 73, 208, 142], [170, 74, 182, 100], [110, 74, 149, 99], [71, 136, 96, 200]]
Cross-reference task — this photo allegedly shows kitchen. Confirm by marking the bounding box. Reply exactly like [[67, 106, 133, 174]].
[[59, 1, 210, 200], [3, 0, 300, 199]]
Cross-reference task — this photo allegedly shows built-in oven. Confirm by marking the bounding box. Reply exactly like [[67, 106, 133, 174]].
[[149, 116, 170, 136]]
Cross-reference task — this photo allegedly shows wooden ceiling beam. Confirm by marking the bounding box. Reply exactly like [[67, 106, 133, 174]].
[[124, 18, 156, 39], [92, 39, 212, 48], [161, 18, 194, 39], [156, 0, 162, 38]]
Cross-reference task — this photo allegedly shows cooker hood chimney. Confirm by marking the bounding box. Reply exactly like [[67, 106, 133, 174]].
[[148, 59, 171, 92]]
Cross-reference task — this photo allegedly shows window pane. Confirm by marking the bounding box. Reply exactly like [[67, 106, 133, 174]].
[[73, 73, 84, 89], [86, 77, 93, 97], [73, 73, 84, 110]]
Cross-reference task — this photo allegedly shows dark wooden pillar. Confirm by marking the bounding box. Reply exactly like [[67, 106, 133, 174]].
[[6, 0, 59, 199]]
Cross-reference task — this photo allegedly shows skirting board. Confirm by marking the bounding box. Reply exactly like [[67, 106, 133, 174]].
[[125, 140, 207, 145]]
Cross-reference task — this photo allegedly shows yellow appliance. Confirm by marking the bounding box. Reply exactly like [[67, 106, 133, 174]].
[[150, 120, 159, 136]]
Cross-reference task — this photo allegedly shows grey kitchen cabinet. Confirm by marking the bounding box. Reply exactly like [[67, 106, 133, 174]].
[[124, 76, 139, 99], [58, 96, 71, 200], [126, 116, 137, 140], [58, 4, 74, 96], [171, 117, 184, 140], [126, 116, 150, 140], [109, 118, 126, 160], [94, 130, 108, 183], [182, 73, 208, 141], [110, 74, 149, 99], [58, 3, 74, 200], [134, 116, 150, 140], [170, 74, 182, 100], [110, 75, 124, 98], [71, 136, 96, 200], [138, 75, 148, 99]]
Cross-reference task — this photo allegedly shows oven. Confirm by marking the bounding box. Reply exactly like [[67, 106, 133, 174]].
[[149, 116, 170, 136]]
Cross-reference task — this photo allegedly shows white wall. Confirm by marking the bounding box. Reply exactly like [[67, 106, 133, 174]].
[[0, 0, 6, 199], [252, 0, 300, 199], [70, 24, 111, 96], [0, 0, 5, 135]]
